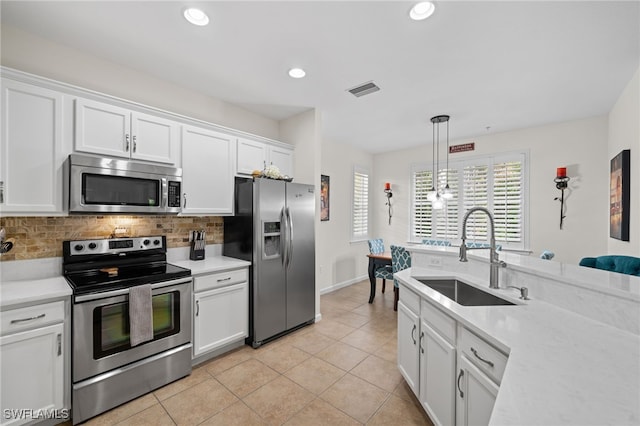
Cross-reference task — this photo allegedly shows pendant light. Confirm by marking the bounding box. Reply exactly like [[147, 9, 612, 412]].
[[426, 120, 437, 202], [429, 114, 451, 209]]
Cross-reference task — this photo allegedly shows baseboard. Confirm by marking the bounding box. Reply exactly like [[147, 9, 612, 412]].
[[319, 274, 368, 295], [315, 313, 322, 322]]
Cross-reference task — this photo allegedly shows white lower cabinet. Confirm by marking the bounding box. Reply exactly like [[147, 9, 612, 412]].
[[397, 300, 420, 394], [456, 355, 500, 426], [192, 268, 248, 358], [0, 301, 66, 426], [398, 283, 507, 426], [420, 319, 456, 426]]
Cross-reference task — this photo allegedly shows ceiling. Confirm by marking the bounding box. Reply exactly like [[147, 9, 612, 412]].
[[2, 1, 639, 153]]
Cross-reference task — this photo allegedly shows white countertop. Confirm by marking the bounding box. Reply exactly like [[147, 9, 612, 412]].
[[170, 256, 250, 276], [396, 267, 640, 425], [0, 276, 72, 309]]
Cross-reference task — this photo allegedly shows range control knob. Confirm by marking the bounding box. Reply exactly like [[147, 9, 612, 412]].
[[88, 242, 97, 250], [153, 239, 161, 246], [74, 244, 84, 252], [143, 239, 150, 246]]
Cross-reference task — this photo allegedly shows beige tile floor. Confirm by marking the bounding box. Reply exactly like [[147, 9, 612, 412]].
[[79, 280, 434, 425]]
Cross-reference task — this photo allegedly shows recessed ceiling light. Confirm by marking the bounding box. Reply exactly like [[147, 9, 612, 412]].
[[288, 68, 306, 79], [409, 2, 435, 21], [183, 8, 209, 26]]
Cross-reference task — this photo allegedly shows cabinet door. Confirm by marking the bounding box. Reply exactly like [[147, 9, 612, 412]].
[[75, 98, 131, 158], [1, 80, 66, 214], [455, 355, 499, 426], [193, 282, 248, 357], [268, 145, 294, 177], [181, 125, 235, 215], [397, 300, 420, 395], [420, 320, 456, 426], [0, 323, 64, 426], [236, 138, 266, 175], [130, 112, 178, 165]]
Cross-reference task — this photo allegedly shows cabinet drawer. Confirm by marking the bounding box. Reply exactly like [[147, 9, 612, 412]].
[[1, 300, 65, 335], [194, 268, 248, 292], [399, 286, 420, 314], [421, 299, 456, 344], [459, 327, 508, 384]]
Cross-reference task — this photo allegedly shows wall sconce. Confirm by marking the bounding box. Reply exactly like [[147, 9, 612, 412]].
[[554, 167, 570, 229], [384, 182, 393, 225]]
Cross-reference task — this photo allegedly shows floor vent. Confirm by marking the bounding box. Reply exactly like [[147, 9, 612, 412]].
[[347, 81, 380, 97]]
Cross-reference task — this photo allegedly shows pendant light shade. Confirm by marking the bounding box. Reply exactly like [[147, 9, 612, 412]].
[[430, 114, 451, 209]]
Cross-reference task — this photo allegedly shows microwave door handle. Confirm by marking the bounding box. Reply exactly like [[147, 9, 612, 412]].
[[161, 178, 168, 209]]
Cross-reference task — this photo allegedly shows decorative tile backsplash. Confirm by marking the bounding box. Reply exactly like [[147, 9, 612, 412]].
[[0, 216, 223, 261]]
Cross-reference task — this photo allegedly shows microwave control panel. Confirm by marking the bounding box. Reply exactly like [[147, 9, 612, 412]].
[[168, 181, 181, 207]]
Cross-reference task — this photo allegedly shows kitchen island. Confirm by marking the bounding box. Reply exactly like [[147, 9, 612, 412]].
[[396, 245, 640, 425]]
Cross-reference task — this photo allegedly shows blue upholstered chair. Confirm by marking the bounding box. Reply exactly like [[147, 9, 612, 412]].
[[540, 250, 555, 260], [466, 241, 502, 251], [391, 245, 411, 311], [422, 239, 452, 246], [579, 255, 640, 276], [368, 239, 393, 293]]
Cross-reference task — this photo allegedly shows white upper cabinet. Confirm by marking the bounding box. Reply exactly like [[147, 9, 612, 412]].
[[236, 137, 294, 177], [236, 138, 267, 175], [75, 98, 178, 165], [268, 145, 294, 177], [181, 125, 235, 215], [0, 79, 68, 214]]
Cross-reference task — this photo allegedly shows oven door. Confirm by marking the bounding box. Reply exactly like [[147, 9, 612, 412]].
[[73, 277, 192, 382]]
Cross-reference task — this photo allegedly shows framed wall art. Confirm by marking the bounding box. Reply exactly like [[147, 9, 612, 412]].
[[320, 175, 330, 221], [609, 149, 630, 241]]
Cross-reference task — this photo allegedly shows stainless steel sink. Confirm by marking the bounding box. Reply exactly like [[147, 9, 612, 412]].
[[418, 279, 515, 306]]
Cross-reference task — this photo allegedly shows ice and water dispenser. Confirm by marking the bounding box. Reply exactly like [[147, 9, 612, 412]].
[[262, 221, 281, 259]]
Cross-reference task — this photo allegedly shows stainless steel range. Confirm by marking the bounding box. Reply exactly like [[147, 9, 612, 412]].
[[63, 236, 192, 425]]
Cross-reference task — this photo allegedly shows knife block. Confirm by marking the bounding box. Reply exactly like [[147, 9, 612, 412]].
[[189, 241, 205, 261]]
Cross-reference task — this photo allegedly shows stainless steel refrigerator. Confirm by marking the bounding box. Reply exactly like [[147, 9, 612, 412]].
[[223, 177, 316, 348]]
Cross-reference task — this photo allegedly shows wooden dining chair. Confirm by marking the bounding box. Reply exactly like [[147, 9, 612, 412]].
[[391, 245, 411, 311], [368, 239, 393, 293]]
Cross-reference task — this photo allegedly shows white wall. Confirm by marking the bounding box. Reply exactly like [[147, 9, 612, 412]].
[[373, 115, 610, 265], [315, 139, 373, 293], [608, 67, 640, 256], [0, 25, 280, 140]]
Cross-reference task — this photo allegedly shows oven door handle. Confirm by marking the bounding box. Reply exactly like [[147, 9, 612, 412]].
[[74, 277, 192, 302]]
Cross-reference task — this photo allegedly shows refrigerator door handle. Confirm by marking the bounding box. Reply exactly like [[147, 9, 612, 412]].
[[280, 207, 288, 266], [286, 206, 294, 268]]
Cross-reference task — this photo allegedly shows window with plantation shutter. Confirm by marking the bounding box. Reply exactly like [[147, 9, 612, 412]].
[[352, 166, 369, 240], [412, 169, 433, 238], [410, 152, 528, 250], [493, 160, 523, 242], [462, 164, 489, 241]]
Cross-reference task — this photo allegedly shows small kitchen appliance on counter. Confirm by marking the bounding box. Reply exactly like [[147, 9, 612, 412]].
[[63, 235, 192, 424]]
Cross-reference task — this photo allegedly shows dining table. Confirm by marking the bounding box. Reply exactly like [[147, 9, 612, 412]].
[[366, 252, 392, 303]]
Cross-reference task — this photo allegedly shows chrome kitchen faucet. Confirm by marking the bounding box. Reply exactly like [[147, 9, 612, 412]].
[[459, 207, 507, 289]]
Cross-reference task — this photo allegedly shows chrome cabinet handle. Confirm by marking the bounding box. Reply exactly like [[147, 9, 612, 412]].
[[411, 324, 417, 344], [457, 369, 464, 398], [0, 181, 4, 204], [57, 333, 62, 356], [125, 134, 130, 152], [183, 193, 187, 208], [10, 313, 46, 324], [217, 277, 232, 282], [196, 300, 199, 316], [132, 135, 137, 153], [420, 331, 424, 354], [471, 347, 495, 368]]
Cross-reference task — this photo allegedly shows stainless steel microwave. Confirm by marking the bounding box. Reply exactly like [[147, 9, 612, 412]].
[[68, 154, 182, 214]]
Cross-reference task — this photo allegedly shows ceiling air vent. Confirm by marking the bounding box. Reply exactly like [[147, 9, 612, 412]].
[[347, 81, 380, 98]]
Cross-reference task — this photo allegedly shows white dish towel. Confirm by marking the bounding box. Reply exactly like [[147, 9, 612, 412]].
[[129, 284, 153, 347]]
